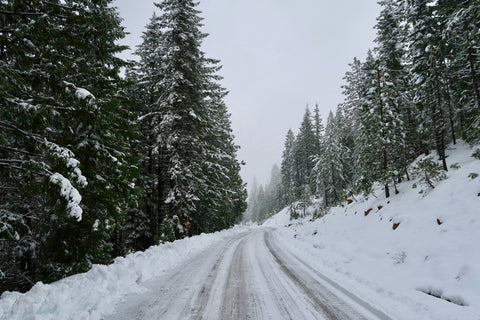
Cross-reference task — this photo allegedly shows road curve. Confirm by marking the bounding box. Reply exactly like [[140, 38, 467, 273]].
[[103, 228, 395, 320]]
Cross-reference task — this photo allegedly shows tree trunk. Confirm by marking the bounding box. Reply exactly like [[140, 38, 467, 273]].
[[331, 162, 337, 203], [392, 175, 399, 194], [432, 58, 448, 171], [445, 81, 456, 145]]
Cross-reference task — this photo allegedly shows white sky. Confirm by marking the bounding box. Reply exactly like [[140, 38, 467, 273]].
[[113, 0, 381, 187]]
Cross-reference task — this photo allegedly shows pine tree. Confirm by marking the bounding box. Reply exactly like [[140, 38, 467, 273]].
[[312, 103, 324, 156], [1, 0, 139, 291], [313, 111, 346, 207], [374, 0, 411, 191], [131, 1, 246, 240], [294, 107, 317, 195], [264, 164, 283, 215], [281, 129, 297, 205], [406, 0, 449, 170], [443, 0, 480, 141], [193, 59, 247, 232], [338, 57, 369, 195]]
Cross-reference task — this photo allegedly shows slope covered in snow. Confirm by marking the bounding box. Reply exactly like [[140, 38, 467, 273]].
[[264, 141, 480, 320]]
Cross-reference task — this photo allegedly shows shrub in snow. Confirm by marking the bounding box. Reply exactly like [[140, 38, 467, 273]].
[[468, 172, 479, 179], [472, 149, 480, 160], [411, 156, 446, 190], [450, 163, 460, 169]]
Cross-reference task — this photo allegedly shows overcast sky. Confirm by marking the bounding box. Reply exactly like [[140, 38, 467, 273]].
[[113, 0, 381, 187]]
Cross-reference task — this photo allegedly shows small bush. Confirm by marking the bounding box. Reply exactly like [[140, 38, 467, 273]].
[[450, 163, 460, 169], [472, 149, 480, 160], [468, 172, 479, 179], [411, 156, 446, 190]]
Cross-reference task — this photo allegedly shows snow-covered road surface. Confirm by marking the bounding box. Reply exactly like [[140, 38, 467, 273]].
[[104, 228, 394, 320]]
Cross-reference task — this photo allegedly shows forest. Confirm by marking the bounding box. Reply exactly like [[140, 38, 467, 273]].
[[245, 0, 480, 222], [0, 0, 247, 293]]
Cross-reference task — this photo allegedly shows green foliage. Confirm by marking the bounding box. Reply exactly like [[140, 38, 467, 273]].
[[0, 0, 141, 293], [450, 163, 460, 169], [468, 173, 479, 179], [472, 149, 480, 160], [127, 0, 246, 240], [289, 204, 300, 220], [411, 156, 447, 190]]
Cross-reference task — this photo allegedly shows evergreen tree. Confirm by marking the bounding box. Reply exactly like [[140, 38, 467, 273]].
[[0, 0, 139, 292], [245, 178, 259, 222], [443, 0, 480, 141], [281, 129, 297, 205], [406, 0, 449, 170], [313, 111, 345, 206], [131, 0, 246, 240], [312, 103, 325, 156], [264, 164, 283, 215], [374, 0, 411, 191], [294, 107, 317, 195]]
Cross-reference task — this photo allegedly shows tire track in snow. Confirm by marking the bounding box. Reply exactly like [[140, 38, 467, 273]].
[[264, 230, 396, 320], [219, 237, 251, 319], [103, 231, 249, 320], [104, 228, 396, 320]]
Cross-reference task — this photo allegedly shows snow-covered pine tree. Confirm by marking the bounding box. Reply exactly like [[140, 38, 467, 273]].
[[359, 49, 407, 198], [245, 178, 260, 222], [312, 103, 325, 156], [312, 111, 346, 207], [53, 0, 141, 265], [0, 0, 89, 292], [133, 0, 210, 240], [294, 107, 317, 197], [374, 0, 411, 190], [132, 0, 246, 240], [405, 0, 449, 170], [281, 129, 297, 206], [126, 12, 169, 248], [264, 164, 284, 216], [442, 0, 480, 142], [193, 58, 247, 232], [0, 0, 140, 292], [337, 57, 377, 196]]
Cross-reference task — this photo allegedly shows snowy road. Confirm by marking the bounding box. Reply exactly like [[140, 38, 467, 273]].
[[104, 228, 394, 320]]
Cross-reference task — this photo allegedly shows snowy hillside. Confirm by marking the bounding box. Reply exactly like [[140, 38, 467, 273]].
[[264, 141, 480, 320]]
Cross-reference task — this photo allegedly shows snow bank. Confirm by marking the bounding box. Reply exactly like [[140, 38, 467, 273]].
[[262, 206, 290, 227], [266, 141, 480, 320], [0, 226, 250, 320]]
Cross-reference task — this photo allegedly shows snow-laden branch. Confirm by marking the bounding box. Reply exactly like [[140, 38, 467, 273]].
[[43, 140, 88, 187], [49, 173, 83, 221]]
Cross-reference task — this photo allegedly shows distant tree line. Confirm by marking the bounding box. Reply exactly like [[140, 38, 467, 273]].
[[248, 0, 480, 221], [0, 0, 246, 294], [243, 165, 283, 222]]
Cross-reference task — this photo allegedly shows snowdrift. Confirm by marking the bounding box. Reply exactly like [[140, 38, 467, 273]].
[[264, 141, 480, 320]]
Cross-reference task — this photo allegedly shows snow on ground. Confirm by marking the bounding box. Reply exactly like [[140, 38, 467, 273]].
[[264, 141, 480, 320], [0, 226, 250, 320]]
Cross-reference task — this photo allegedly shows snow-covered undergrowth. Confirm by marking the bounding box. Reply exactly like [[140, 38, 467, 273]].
[[265, 141, 480, 320], [0, 226, 250, 320]]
